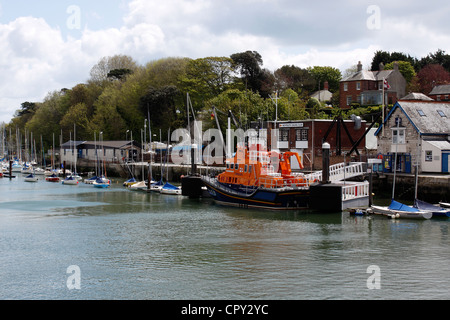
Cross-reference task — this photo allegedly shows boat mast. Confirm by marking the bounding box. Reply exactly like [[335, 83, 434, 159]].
[[391, 119, 400, 200]]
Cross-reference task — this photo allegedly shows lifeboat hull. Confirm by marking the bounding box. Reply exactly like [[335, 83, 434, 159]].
[[202, 177, 310, 210]]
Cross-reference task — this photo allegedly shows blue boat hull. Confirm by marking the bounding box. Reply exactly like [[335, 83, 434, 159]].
[[202, 178, 310, 210]]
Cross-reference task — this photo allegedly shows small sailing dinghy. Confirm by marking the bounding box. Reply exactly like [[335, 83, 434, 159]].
[[370, 200, 432, 220], [24, 173, 39, 182], [150, 180, 164, 192], [160, 182, 182, 195], [414, 199, 450, 218], [123, 177, 137, 187], [62, 175, 79, 185], [45, 173, 60, 183], [93, 177, 110, 188]]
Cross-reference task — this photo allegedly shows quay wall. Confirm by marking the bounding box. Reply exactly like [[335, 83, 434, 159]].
[[372, 173, 450, 203]]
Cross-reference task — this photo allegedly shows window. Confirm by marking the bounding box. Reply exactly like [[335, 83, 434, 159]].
[[437, 110, 447, 117], [417, 110, 426, 117], [346, 96, 352, 106], [392, 128, 405, 144], [356, 82, 361, 90], [296, 129, 308, 141], [279, 129, 289, 141], [437, 95, 441, 101], [344, 83, 348, 91], [244, 165, 248, 172], [425, 151, 433, 162]]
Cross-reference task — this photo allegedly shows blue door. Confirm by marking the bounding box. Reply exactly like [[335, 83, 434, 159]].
[[443, 152, 450, 173]]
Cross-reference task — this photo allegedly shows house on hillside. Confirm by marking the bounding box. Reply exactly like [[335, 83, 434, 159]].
[[375, 100, 450, 174], [428, 84, 450, 101], [340, 61, 407, 108], [310, 81, 333, 103]]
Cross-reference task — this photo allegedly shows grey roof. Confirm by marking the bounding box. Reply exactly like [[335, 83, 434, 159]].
[[396, 101, 450, 135], [429, 84, 450, 95], [64, 140, 141, 149], [400, 92, 434, 101], [342, 70, 393, 82]]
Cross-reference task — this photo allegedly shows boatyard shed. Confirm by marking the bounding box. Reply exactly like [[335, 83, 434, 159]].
[[375, 100, 450, 173], [61, 140, 142, 165]]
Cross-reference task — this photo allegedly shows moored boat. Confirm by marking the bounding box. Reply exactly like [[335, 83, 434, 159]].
[[414, 199, 450, 218], [24, 173, 39, 182], [128, 180, 147, 191], [149, 180, 164, 192], [201, 144, 318, 210], [160, 182, 182, 195], [93, 176, 110, 188], [123, 177, 137, 187], [45, 173, 60, 182], [369, 200, 432, 220], [62, 175, 79, 185]]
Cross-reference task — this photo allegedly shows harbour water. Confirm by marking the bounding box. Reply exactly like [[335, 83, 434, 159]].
[[1, 175, 449, 300]]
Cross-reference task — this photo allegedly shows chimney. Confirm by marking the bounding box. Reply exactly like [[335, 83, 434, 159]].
[[324, 81, 329, 91], [393, 62, 399, 71], [357, 61, 362, 72], [379, 62, 384, 71]]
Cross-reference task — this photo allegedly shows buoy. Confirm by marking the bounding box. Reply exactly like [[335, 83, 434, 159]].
[[396, 213, 400, 219]]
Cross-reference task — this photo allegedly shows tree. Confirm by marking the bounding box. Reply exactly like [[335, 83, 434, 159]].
[[417, 49, 450, 72], [89, 55, 139, 83], [230, 51, 265, 94], [274, 65, 316, 93], [60, 103, 91, 140], [140, 86, 182, 136], [417, 64, 450, 94], [107, 68, 134, 81], [384, 61, 416, 83], [179, 56, 237, 101], [307, 66, 342, 93], [371, 50, 418, 71]]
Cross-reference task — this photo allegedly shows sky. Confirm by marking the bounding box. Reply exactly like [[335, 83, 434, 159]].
[[1, 0, 450, 123]]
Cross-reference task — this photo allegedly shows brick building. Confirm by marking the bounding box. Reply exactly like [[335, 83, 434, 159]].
[[340, 61, 406, 109], [261, 119, 368, 170], [428, 84, 450, 101]]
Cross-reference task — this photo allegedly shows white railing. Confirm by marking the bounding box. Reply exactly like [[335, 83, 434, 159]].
[[341, 181, 370, 201], [294, 162, 365, 183]]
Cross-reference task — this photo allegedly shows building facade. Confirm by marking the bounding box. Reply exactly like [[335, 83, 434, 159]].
[[340, 61, 406, 109], [262, 118, 368, 170], [428, 84, 450, 101], [376, 100, 450, 174], [60, 140, 141, 166]]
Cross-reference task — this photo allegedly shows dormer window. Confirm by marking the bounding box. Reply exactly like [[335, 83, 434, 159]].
[[437, 110, 446, 117], [417, 110, 426, 117]]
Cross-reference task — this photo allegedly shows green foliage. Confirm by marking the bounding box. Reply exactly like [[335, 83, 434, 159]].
[[307, 66, 342, 93], [10, 49, 450, 149], [384, 61, 416, 83]]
